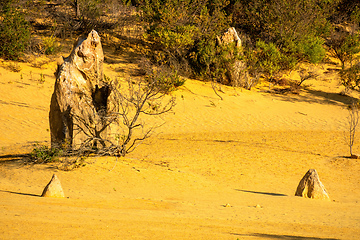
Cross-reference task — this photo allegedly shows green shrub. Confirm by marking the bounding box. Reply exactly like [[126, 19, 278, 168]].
[[149, 25, 197, 57], [255, 40, 284, 80], [232, 0, 335, 44], [333, 34, 360, 90], [340, 64, 360, 91], [30, 144, 62, 164], [299, 36, 326, 64], [75, 0, 102, 31], [329, 33, 360, 69], [146, 67, 186, 93], [139, 0, 230, 79], [230, 0, 335, 78], [43, 36, 62, 55], [80, 0, 101, 20], [0, 7, 31, 60], [194, 38, 245, 85]]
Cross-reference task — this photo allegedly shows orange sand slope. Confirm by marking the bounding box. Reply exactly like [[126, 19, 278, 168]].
[[0, 59, 360, 239]]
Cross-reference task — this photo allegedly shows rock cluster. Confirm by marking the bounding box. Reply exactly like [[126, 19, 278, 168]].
[[295, 169, 330, 200]]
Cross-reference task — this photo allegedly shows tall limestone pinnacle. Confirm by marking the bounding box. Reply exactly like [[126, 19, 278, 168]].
[[49, 30, 112, 150]]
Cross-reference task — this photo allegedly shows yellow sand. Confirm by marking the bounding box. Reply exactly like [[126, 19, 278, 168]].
[[0, 53, 359, 239]]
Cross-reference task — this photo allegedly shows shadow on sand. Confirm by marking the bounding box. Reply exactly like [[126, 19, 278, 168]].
[[0, 153, 30, 161], [267, 87, 357, 107], [235, 189, 287, 197], [231, 233, 339, 240], [0, 151, 57, 171], [0, 190, 40, 197]]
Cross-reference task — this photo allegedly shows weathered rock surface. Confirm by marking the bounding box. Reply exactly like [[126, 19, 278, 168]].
[[217, 27, 242, 48], [41, 174, 65, 198], [217, 27, 250, 88], [295, 169, 330, 200], [49, 30, 112, 150]]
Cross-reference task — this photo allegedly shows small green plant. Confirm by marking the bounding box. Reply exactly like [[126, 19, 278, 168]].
[[43, 36, 62, 55], [39, 73, 45, 83], [30, 144, 62, 164]]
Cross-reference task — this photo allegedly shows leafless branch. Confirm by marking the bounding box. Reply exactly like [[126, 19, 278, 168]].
[[346, 101, 359, 156], [66, 76, 175, 157]]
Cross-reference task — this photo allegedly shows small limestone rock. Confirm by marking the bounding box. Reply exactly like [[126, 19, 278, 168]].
[[255, 204, 262, 209], [295, 169, 330, 200], [41, 174, 65, 198], [224, 203, 231, 207]]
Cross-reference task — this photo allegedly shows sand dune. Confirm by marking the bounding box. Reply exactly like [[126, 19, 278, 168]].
[[0, 55, 360, 239]]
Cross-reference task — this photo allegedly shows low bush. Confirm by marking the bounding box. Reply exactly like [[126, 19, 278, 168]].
[[340, 64, 360, 91], [140, 58, 186, 93], [328, 33, 360, 69], [299, 36, 326, 64], [30, 144, 62, 164], [43, 36, 62, 55], [0, 6, 31, 60]]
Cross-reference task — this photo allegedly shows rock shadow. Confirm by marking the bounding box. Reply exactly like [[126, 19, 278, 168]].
[[235, 189, 287, 197], [231, 233, 339, 240], [0, 190, 40, 197], [0, 153, 30, 163]]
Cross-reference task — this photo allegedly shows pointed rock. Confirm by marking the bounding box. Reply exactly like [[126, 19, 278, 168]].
[[295, 169, 330, 200], [41, 174, 65, 198]]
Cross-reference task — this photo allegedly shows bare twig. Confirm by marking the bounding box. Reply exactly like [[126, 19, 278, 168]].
[[346, 101, 359, 156], [67, 76, 175, 157]]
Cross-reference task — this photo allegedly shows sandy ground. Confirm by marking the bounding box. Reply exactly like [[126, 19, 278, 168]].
[[0, 48, 360, 240]]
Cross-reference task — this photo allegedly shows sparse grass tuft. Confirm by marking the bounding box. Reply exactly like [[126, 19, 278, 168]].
[[3, 62, 22, 72], [38, 73, 45, 84], [29, 144, 62, 164]]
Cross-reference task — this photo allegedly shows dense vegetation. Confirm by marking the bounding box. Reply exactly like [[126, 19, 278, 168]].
[[0, 0, 30, 60], [1, 0, 360, 90]]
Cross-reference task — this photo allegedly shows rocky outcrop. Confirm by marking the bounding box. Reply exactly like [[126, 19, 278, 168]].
[[49, 30, 112, 150], [295, 169, 330, 200], [217, 27, 250, 88], [41, 174, 65, 198]]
